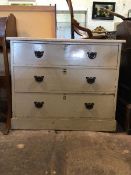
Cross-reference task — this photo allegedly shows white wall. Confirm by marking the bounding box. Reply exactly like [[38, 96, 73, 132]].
[[0, 0, 8, 5], [0, 0, 131, 30]]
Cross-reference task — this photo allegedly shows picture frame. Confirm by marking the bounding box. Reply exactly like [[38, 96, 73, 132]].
[[92, 2, 115, 20]]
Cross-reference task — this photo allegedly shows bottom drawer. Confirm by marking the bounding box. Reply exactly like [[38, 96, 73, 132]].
[[13, 93, 115, 119]]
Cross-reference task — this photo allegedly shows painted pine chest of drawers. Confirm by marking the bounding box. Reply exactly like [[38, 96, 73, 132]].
[[9, 38, 124, 131]]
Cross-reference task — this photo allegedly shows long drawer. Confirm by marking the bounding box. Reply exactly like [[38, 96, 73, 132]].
[[14, 67, 117, 92], [13, 93, 115, 119], [13, 42, 118, 67]]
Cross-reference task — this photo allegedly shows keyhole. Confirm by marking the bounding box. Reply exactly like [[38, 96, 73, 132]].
[[63, 95, 66, 100]]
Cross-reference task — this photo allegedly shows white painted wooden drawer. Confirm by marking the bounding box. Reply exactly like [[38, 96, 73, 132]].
[[14, 67, 117, 92], [13, 42, 118, 67], [13, 93, 115, 119]]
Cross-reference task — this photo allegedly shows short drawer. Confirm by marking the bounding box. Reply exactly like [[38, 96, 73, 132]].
[[13, 42, 118, 67], [13, 93, 115, 119], [14, 67, 117, 93]]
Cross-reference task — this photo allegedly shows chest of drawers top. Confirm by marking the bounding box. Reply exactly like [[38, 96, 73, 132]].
[[9, 38, 125, 68]]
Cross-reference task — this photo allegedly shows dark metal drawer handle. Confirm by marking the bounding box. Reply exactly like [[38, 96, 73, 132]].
[[34, 76, 44, 82], [62, 68, 67, 73], [86, 77, 96, 84], [34, 51, 44, 58], [34, 101, 44, 108], [87, 52, 97, 59], [85, 103, 94, 110]]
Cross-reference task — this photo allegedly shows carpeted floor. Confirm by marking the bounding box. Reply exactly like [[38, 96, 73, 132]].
[[0, 130, 131, 175]]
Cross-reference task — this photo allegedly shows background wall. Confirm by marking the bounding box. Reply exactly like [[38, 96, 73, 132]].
[[35, 0, 131, 31], [0, 0, 131, 30]]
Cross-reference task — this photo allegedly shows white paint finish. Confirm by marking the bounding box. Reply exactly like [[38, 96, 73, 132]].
[[11, 118, 116, 131], [8, 37, 125, 43], [13, 93, 115, 119], [13, 42, 118, 67], [47, 44, 118, 67], [10, 38, 123, 130], [14, 67, 117, 93]]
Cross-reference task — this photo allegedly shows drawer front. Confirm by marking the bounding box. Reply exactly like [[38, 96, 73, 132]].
[[13, 93, 115, 119], [14, 67, 117, 92], [13, 42, 118, 67]]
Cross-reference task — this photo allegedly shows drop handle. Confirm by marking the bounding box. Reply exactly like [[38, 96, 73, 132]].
[[87, 52, 97, 59], [62, 68, 67, 73], [34, 76, 44, 82], [85, 103, 94, 110], [34, 51, 44, 58], [86, 77, 96, 84], [34, 101, 44, 108]]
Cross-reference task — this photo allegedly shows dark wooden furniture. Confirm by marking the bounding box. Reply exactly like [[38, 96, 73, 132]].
[[0, 13, 17, 134], [101, 8, 131, 134], [116, 20, 131, 134], [66, 0, 106, 39]]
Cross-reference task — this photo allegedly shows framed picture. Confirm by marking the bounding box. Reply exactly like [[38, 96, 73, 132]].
[[92, 2, 115, 20]]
